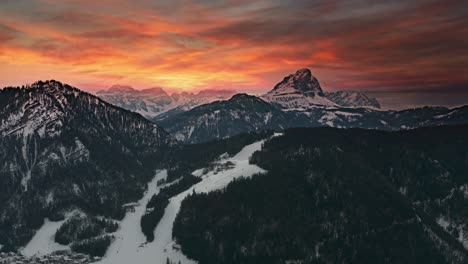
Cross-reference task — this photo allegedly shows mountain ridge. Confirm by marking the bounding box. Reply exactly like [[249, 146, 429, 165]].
[[0, 80, 172, 250], [157, 92, 468, 143], [96, 69, 383, 120], [96, 85, 237, 120]]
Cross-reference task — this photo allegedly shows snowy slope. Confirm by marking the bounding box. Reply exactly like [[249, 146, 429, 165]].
[[97, 170, 171, 264], [21, 218, 70, 256], [99, 135, 280, 264]]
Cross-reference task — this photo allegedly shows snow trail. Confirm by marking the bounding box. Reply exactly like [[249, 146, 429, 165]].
[[21, 218, 69, 256], [99, 135, 280, 264], [97, 170, 167, 264]]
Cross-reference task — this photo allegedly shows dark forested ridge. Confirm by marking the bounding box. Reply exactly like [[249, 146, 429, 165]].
[[0, 81, 172, 251], [174, 125, 468, 264]]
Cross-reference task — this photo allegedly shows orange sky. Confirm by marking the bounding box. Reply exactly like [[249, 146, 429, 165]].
[[0, 0, 467, 107]]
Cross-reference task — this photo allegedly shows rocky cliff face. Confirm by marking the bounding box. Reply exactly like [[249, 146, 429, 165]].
[[261, 68, 337, 109]]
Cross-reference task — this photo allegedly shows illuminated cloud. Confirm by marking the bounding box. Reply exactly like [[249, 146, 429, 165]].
[[0, 0, 467, 108]]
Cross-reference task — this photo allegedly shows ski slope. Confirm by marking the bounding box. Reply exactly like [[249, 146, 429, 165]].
[[21, 218, 70, 256], [97, 170, 168, 264], [99, 136, 278, 264]]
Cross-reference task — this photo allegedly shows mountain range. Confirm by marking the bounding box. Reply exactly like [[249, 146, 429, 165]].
[[96, 85, 237, 120], [1, 71, 468, 263], [99, 69, 381, 121], [154, 69, 468, 143]]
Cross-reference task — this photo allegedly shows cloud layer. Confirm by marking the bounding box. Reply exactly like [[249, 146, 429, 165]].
[[0, 0, 467, 108]]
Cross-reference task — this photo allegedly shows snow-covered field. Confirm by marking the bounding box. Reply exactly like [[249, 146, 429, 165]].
[[99, 137, 276, 264], [21, 218, 70, 257]]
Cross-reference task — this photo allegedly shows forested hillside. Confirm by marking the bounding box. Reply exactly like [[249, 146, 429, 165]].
[[174, 125, 468, 264]]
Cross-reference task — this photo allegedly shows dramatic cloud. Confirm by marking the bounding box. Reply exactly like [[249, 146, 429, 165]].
[[0, 0, 467, 108]]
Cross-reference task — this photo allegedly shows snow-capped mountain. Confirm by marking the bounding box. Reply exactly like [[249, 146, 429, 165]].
[[326, 90, 381, 109], [96, 86, 236, 120], [0, 80, 172, 251], [261, 68, 337, 109], [157, 96, 468, 144], [261, 68, 381, 110], [155, 68, 468, 143]]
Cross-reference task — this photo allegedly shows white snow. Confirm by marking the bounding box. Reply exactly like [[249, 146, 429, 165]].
[[97, 170, 168, 264], [334, 111, 362, 117], [433, 110, 458, 119], [95, 89, 235, 119], [21, 218, 70, 257], [461, 184, 468, 199], [436, 216, 450, 230], [319, 112, 337, 127], [99, 136, 279, 264]]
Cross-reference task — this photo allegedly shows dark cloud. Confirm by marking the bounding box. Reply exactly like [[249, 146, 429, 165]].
[[0, 0, 467, 108], [0, 24, 18, 42]]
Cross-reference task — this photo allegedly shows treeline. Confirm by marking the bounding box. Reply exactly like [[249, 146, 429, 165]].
[[140, 131, 273, 242], [173, 126, 468, 264], [163, 131, 273, 180], [55, 214, 118, 245], [141, 175, 201, 242], [70, 235, 114, 257]]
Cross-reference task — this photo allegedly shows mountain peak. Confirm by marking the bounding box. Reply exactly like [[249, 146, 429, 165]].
[[270, 68, 323, 97], [108, 85, 135, 92], [294, 68, 313, 79], [260, 68, 335, 109], [231, 93, 253, 100], [140, 87, 168, 95], [29, 80, 81, 101]]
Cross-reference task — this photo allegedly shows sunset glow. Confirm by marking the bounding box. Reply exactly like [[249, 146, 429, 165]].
[[1, 0, 467, 107]]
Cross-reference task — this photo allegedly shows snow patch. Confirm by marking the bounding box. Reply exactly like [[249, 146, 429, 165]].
[[334, 111, 362, 117], [21, 218, 70, 257]]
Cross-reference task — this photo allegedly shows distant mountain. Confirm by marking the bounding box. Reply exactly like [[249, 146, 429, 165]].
[[96, 86, 236, 120], [260, 68, 381, 110], [96, 69, 380, 122], [156, 70, 468, 143], [261, 68, 337, 109], [326, 90, 381, 109], [158, 94, 294, 143], [174, 125, 468, 264], [0, 80, 172, 251]]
